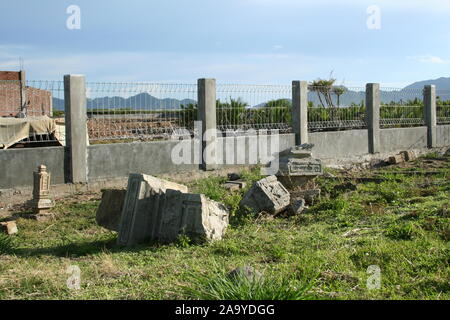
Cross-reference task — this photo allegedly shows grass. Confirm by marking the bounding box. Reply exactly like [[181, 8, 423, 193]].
[[0, 154, 449, 300]]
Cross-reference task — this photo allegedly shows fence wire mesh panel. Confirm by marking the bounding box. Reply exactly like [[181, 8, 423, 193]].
[[437, 90, 450, 125], [379, 88, 424, 128], [0, 80, 64, 149], [86, 82, 197, 143], [308, 86, 366, 131], [216, 84, 292, 135]]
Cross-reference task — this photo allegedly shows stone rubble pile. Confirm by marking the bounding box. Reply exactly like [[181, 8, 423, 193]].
[[388, 150, 416, 164], [276, 144, 323, 189], [96, 174, 229, 246], [96, 145, 325, 246]]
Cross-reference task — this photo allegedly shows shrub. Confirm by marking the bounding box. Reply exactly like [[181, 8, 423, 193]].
[[182, 268, 315, 300]]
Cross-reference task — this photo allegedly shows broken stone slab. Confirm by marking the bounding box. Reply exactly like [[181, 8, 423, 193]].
[[158, 190, 229, 243], [240, 175, 290, 215], [96, 189, 127, 232], [292, 189, 321, 205], [276, 146, 323, 189], [0, 221, 18, 235], [290, 199, 306, 215], [400, 151, 415, 162], [222, 180, 247, 192], [388, 154, 405, 165], [117, 174, 189, 246]]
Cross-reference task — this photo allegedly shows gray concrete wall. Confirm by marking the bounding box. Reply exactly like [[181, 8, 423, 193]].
[[216, 134, 295, 166], [436, 125, 450, 147], [309, 130, 368, 158], [0, 147, 66, 188], [1, 127, 448, 190], [87, 140, 200, 181], [380, 127, 427, 153]]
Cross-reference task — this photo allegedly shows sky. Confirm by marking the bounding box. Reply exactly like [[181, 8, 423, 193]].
[[0, 0, 449, 88]]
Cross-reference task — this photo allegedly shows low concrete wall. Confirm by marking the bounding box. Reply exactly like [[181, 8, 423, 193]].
[[309, 130, 368, 159], [436, 125, 450, 147], [380, 127, 427, 153], [0, 147, 66, 188], [216, 133, 295, 165], [87, 139, 200, 181], [1, 126, 448, 190]]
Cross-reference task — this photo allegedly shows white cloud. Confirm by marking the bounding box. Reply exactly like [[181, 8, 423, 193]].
[[408, 55, 450, 64]]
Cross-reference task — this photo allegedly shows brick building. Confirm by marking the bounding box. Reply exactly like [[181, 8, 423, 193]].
[[0, 71, 52, 117]]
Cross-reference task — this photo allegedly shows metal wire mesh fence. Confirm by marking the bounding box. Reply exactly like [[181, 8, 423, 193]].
[[437, 90, 450, 125], [307, 86, 366, 131], [379, 88, 424, 128], [0, 80, 64, 149], [216, 84, 292, 134], [86, 82, 197, 143]]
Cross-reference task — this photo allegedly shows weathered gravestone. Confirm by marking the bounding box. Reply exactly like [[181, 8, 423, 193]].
[[276, 145, 323, 188], [240, 175, 290, 215], [30, 165, 55, 221], [96, 189, 127, 232], [158, 190, 229, 243], [117, 174, 188, 246]]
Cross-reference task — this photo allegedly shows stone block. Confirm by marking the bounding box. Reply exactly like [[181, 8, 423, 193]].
[[0, 221, 18, 235], [290, 199, 306, 215], [96, 189, 127, 232], [292, 189, 321, 205], [400, 151, 415, 162], [158, 190, 229, 243], [388, 154, 404, 164], [117, 174, 189, 246], [240, 175, 290, 214], [222, 180, 247, 191]]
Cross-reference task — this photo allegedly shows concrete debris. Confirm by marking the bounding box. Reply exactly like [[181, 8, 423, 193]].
[[96, 189, 127, 232], [276, 145, 323, 189], [400, 150, 416, 162], [292, 189, 321, 206], [117, 174, 189, 246], [240, 175, 290, 215], [388, 154, 405, 165], [0, 221, 18, 235], [158, 190, 229, 243], [290, 199, 306, 215], [222, 180, 247, 192], [115, 174, 228, 246]]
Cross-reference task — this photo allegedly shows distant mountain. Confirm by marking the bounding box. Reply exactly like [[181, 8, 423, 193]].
[[52, 92, 196, 111], [403, 77, 450, 90]]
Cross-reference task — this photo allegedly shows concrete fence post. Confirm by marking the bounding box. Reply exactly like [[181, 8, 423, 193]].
[[366, 83, 381, 154], [19, 70, 27, 114], [64, 74, 88, 183], [423, 85, 437, 148], [197, 78, 217, 170], [292, 81, 309, 145]]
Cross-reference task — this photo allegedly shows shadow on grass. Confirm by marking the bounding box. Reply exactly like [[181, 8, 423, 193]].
[[11, 237, 170, 258]]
